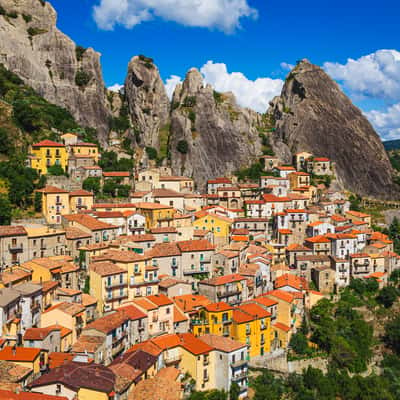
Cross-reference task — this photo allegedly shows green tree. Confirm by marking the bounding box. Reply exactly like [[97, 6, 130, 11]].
[[0, 194, 12, 225], [229, 382, 240, 400], [83, 276, 90, 294], [177, 139, 189, 154], [117, 184, 130, 198], [46, 164, 65, 176], [103, 180, 118, 197], [34, 191, 42, 212], [82, 177, 101, 195], [384, 315, 400, 355], [290, 332, 309, 355], [145, 146, 158, 160], [377, 286, 399, 308]]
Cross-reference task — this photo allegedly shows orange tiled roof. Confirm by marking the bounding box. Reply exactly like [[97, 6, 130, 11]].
[[90, 261, 126, 276], [177, 239, 215, 252], [273, 322, 291, 332], [232, 309, 254, 324], [147, 294, 173, 307], [238, 303, 271, 318], [32, 140, 64, 147], [200, 273, 245, 286], [204, 302, 232, 312], [0, 347, 40, 362], [173, 295, 211, 312], [0, 226, 27, 238], [199, 334, 246, 352], [264, 289, 295, 303], [63, 214, 117, 231]]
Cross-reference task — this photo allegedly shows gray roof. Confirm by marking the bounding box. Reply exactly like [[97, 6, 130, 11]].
[[15, 282, 42, 296], [0, 288, 20, 307]]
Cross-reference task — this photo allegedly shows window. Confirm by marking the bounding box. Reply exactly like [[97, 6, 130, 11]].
[[166, 307, 170, 314]]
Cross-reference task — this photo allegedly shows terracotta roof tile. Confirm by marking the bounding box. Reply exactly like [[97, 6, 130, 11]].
[[0, 226, 27, 238], [199, 334, 246, 352], [32, 140, 64, 147]]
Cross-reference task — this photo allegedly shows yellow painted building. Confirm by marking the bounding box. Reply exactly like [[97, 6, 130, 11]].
[[89, 261, 128, 313], [191, 302, 233, 337], [231, 303, 272, 358], [0, 346, 45, 374], [135, 203, 175, 229], [69, 190, 94, 213], [70, 142, 100, 163], [193, 213, 233, 238], [92, 250, 158, 299], [29, 140, 68, 175], [191, 302, 272, 358], [37, 185, 71, 224], [41, 302, 86, 343]]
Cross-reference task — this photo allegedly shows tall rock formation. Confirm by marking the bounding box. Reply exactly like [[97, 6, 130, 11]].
[[169, 68, 265, 189], [268, 59, 397, 198], [0, 0, 110, 140], [124, 55, 170, 148]]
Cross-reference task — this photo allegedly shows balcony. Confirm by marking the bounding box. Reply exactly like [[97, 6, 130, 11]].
[[231, 359, 247, 369], [191, 319, 208, 326], [246, 327, 251, 335], [217, 287, 241, 297], [164, 354, 181, 364], [183, 268, 209, 275], [203, 358, 209, 366], [232, 371, 247, 382], [112, 331, 127, 346], [105, 281, 127, 289], [260, 338, 265, 345], [260, 324, 267, 331], [203, 376, 209, 383], [40, 243, 47, 250], [8, 244, 23, 253], [105, 292, 128, 302], [222, 318, 232, 325]]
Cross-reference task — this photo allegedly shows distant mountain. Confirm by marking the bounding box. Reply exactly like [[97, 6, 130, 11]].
[[266, 60, 398, 199], [384, 140, 400, 151]]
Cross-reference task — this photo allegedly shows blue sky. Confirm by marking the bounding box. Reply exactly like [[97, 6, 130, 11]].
[[49, 0, 400, 140]]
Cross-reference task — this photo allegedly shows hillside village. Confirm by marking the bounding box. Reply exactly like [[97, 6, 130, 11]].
[[0, 131, 398, 400]]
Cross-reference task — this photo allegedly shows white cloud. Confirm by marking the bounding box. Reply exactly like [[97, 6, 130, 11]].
[[200, 61, 284, 113], [93, 0, 258, 33], [324, 50, 400, 102], [108, 83, 124, 92], [280, 62, 294, 71], [165, 75, 182, 99], [366, 103, 400, 141]]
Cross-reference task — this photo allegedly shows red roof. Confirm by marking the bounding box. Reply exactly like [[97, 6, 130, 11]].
[[313, 157, 330, 162], [0, 390, 68, 400], [275, 273, 309, 291], [204, 302, 232, 312], [32, 140, 65, 147], [201, 273, 245, 286], [273, 322, 291, 332], [0, 346, 40, 362], [177, 239, 215, 252], [103, 171, 130, 177]]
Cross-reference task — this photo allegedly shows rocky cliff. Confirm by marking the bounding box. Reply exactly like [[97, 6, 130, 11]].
[[124, 55, 170, 149], [268, 60, 397, 198], [0, 0, 110, 140], [169, 68, 265, 189]]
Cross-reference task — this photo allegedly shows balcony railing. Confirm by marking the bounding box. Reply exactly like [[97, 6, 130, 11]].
[[105, 292, 128, 302], [232, 371, 247, 382], [164, 354, 181, 364], [217, 288, 241, 297], [183, 268, 209, 275], [8, 244, 23, 253], [105, 281, 127, 289], [231, 359, 247, 369]]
